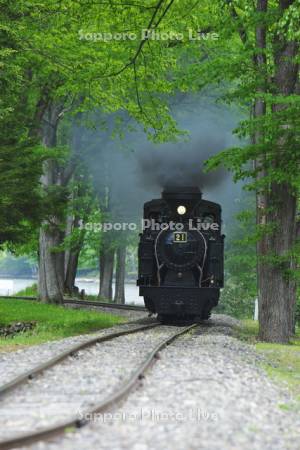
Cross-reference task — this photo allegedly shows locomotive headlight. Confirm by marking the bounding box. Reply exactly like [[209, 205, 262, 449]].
[[177, 205, 186, 215]]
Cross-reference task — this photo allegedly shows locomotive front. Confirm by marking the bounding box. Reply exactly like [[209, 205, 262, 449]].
[[137, 186, 224, 322]]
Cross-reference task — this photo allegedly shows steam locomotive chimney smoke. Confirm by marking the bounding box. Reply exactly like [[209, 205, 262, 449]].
[[79, 95, 242, 223], [136, 129, 230, 194]]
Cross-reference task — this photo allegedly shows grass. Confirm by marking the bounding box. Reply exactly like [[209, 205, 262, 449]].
[[235, 319, 259, 343], [256, 339, 300, 401], [0, 298, 125, 351], [15, 284, 110, 303], [14, 283, 37, 297], [236, 319, 300, 401]]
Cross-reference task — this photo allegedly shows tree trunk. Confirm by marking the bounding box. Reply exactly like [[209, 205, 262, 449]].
[[114, 246, 126, 304], [64, 216, 85, 295], [258, 183, 297, 342], [38, 104, 65, 304], [271, 36, 299, 338], [64, 216, 84, 295], [65, 250, 80, 295], [99, 248, 115, 300], [64, 213, 74, 278], [38, 223, 65, 303], [253, 0, 298, 342], [253, 0, 268, 335]]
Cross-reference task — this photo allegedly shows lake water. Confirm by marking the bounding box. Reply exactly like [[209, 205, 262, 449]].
[[0, 278, 144, 306]]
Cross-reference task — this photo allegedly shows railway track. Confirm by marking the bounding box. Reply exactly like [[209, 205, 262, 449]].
[[0, 322, 198, 449], [63, 298, 146, 312], [0, 295, 147, 312], [0, 322, 157, 397]]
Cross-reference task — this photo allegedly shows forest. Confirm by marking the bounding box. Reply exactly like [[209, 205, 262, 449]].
[[1, 0, 300, 344]]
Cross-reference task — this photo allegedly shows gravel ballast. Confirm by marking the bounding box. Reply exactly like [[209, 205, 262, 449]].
[[0, 323, 180, 439], [0, 315, 299, 450]]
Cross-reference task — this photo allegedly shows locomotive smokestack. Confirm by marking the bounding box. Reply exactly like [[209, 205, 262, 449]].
[[162, 186, 202, 200]]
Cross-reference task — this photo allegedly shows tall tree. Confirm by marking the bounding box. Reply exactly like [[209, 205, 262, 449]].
[[256, 0, 298, 342], [37, 102, 67, 303], [205, 0, 300, 342]]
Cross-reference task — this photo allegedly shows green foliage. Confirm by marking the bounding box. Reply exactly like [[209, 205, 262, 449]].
[[0, 298, 124, 349], [0, 143, 45, 245], [199, 1, 300, 190], [77, 206, 102, 269], [217, 192, 257, 318], [0, 0, 239, 246], [0, 0, 244, 140], [219, 284, 256, 319]]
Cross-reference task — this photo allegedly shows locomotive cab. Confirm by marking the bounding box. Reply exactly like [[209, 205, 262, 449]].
[[137, 186, 224, 322]]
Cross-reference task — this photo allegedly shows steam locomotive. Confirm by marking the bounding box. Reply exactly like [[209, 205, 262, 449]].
[[137, 186, 224, 322]]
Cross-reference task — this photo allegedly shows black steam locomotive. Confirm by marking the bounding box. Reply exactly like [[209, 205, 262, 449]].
[[137, 187, 224, 322]]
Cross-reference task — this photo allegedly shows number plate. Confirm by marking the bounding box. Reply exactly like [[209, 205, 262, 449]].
[[173, 232, 187, 243]]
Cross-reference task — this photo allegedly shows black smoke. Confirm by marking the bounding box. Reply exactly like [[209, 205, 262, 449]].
[[135, 133, 228, 191], [78, 94, 244, 225]]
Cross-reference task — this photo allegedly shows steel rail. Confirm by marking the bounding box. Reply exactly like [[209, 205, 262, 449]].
[[0, 323, 158, 398], [63, 298, 146, 311], [0, 323, 198, 450]]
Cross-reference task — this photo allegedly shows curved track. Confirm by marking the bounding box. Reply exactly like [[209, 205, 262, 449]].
[[0, 323, 197, 450], [0, 322, 156, 397]]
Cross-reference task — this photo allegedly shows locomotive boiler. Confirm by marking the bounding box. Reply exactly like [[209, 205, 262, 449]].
[[137, 186, 224, 322]]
